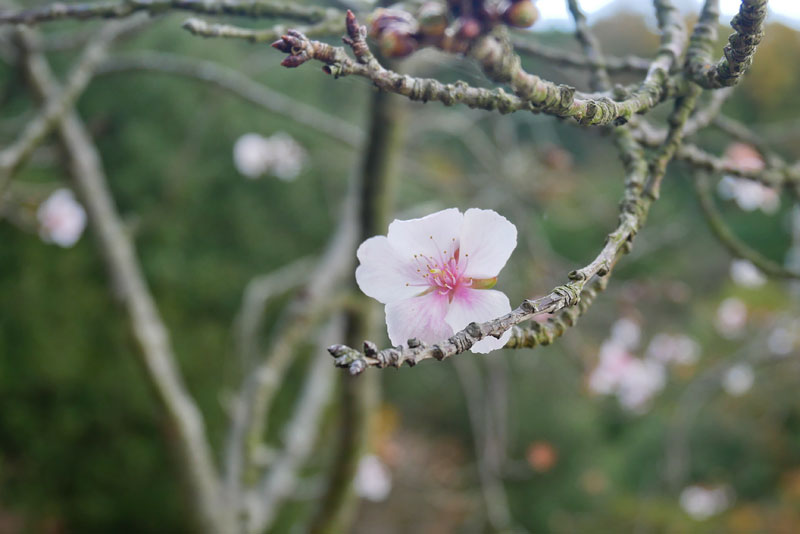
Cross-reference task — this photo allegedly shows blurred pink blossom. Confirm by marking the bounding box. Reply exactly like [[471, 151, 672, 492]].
[[36, 188, 87, 248], [233, 131, 306, 180], [354, 455, 392, 502], [714, 297, 747, 339], [609, 317, 641, 351], [729, 259, 766, 288], [722, 363, 755, 397], [355, 208, 517, 353], [717, 143, 778, 213], [588, 341, 665, 413], [645, 333, 700, 365], [680, 485, 731, 520]]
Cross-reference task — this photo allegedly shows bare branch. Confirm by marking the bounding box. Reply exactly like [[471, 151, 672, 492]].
[[14, 26, 230, 534], [0, 0, 336, 25], [0, 17, 144, 193], [453, 358, 516, 531], [182, 14, 343, 42], [96, 51, 364, 147], [511, 36, 651, 74], [223, 188, 359, 510], [244, 317, 341, 534], [566, 0, 611, 91], [272, 11, 687, 126], [686, 0, 768, 88], [695, 172, 800, 279], [234, 257, 316, 366], [471, 0, 687, 125]]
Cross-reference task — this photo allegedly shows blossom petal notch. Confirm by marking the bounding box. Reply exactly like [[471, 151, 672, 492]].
[[354, 207, 517, 361]]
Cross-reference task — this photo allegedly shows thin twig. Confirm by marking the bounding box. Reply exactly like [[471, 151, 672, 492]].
[[182, 15, 342, 43], [234, 256, 316, 366], [223, 185, 359, 512], [0, 17, 144, 193], [0, 0, 336, 25], [271, 11, 688, 127], [511, 36, 651, 74], [245, 317, 341, 534], [14, 25, 230, 534], [695, 172, 800, 279], [686, 0, 767, 88], [96, 51, 364, 147]]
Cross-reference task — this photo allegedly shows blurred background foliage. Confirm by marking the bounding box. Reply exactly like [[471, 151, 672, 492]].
[[2, 1, 800, 532]]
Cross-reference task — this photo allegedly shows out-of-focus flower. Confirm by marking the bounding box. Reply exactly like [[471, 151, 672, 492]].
[[730, 259, 767, 288], [526, 441, 558, 473], [588, 341, 665, 413], [714, 298, 747, 339], [616, 359, 666, 413], [717, 144, 778, 213], [232, 132, 306, 180], [767, 324, 798, 356], [266, 132, 307, 181], [588, 341, 635, 395], [37, 188, 87, 248], [679, 485, 731, 520], [233, 133, 266, 178], [717, 176, 779, 213], [355, 208, 516, 353], [722, 363, 755, 397], [645, 333, 700, 366], [354, 455, 392, 502], [610, 317, 641, 351]]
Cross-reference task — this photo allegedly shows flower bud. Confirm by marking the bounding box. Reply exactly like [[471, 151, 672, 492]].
[[368, 8, 418, 38], [417, 2, 448, 38], [503, 0, 539, 28], [379, 29, 419, 58], [456, 17, 482, 40]]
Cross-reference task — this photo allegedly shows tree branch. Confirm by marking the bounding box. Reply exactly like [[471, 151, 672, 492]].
[[14, 25, 230, 534], [182, 14, 342, 43], [271, 11, 687, 126], [695, 172, 800, 279], [244, 317, 341, 534], [223, 183, 359, 516], [0, 0, 336, 25], [686, 0, 767, 88], [0, 16, 143, 193], [96, 51, 364, 147], [470, 0, 686, 125], [511, 36, 651, 74]]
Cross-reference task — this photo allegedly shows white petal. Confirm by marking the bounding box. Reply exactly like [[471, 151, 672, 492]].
[[385, 292, 453, 347], [459, 208, 517, 279], [445, 288, 512, 354], [356, 236, 423, 304], [386, 208, 463, 262]]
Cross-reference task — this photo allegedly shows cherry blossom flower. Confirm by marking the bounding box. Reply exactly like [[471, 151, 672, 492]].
[[615, 358, 665, 413], [714, 297, 747, 339], [36, 188, 87, 248], [355, 208, 517, 353], [768, 323, 798, 356], [588, 339, 666, 413], [680, 485, 731, 520], [722, 363, 754, 397], [354, 454, 392, 502], [588, 341, 636, 395], [233, 132, 307, 180], [717, 143, 779, 214], [609, 317, 641, 351], [729, 259, 766, 288], [645, 333, 700, 366]]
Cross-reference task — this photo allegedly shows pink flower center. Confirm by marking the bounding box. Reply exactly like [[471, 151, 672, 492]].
[[412, 246, 471, 299]]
